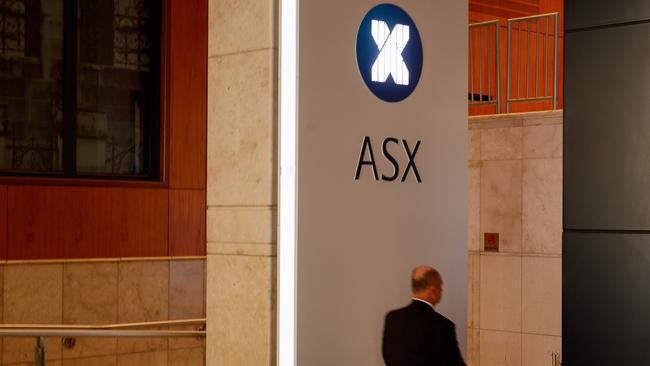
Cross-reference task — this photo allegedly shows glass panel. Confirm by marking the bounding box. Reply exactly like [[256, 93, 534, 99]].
[[77, 0, 159, 177], [0, 0, 64, 173]]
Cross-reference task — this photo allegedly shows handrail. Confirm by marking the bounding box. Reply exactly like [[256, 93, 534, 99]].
[[508, 12, 560, 22], [0, 317, 206, 330], [0, 329, 205, 337], [0, 318, 206, 366]]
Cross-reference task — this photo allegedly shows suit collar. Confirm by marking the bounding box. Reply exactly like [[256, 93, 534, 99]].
[[411, 297, 436, 311]]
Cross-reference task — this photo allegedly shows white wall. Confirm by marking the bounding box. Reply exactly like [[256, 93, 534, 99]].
[[280, 0, 468, 365]]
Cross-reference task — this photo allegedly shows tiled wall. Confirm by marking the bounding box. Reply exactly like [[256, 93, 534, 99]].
[[206, 0, 278, 365], [467, 111, 562, 366], [0, 258, 205, 366]]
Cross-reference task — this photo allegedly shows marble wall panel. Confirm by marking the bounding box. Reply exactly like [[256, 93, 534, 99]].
[[481, 160, 523, 253], [209, 0, 275, 56], [523, 159, 562, 254], [206, 254, 273, 366], [170, 260, 206, 350], [206, 207, 276, 244], [117, 350, 167, 366], [468, 254, 480, 329], [467, 328, 480, 366], [468, 166, 481, 252], [169, 347, 205, 366], [481, 127, 522, 160], [469, 129, 481, 161], [479, 255, 521, 332], [207, 50, 276, 207], [3, 264, 63, 363], [479, 330, 522, 366], [522, 257, 562, 336], [62, 355, 117, 366], [523, 124, 562, 159], [63, 263, 118, 359], [117, 261, 169, 354], [522, 334, 561, 366]]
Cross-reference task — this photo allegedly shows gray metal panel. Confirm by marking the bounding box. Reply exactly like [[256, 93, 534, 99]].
[[564, 22, 650, 231], [566, 0, 650, 31], [563, 232, 650, 365]]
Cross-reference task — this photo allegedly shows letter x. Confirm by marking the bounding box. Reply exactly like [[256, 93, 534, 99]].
[[371, 20, 410, 86]]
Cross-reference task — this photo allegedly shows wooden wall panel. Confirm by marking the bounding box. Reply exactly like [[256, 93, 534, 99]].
[[168, 0, 208, 190], [7, 186, 168, 259], [0, 186, 6, 260], [169, 189, 206, 256]]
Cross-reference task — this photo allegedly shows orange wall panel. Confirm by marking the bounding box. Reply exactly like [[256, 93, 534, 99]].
[[169, 189, 206, 256], [168, 0, 207, 190], [469, 0, 564, 115], [0, 186, 6, 260], [7, 186, 168, 259]]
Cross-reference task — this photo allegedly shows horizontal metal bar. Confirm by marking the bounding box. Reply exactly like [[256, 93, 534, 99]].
[[508, 12, 559, 23], [0, 329, 205, 338], [468, 101, 498, 106], [508, 96, 553, 102], [469, 20, 499, 28], [0, 318, 206, 330]]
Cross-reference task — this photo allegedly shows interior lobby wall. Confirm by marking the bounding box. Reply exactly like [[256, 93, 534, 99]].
[[205, 0, 278, 365], [467, 110, 562, 366], [0, 258, 205, 365]]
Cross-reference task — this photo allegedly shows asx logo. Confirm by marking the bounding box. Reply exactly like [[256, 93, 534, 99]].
[[371, 20, 410, 86], [356, 4, 423, 102]]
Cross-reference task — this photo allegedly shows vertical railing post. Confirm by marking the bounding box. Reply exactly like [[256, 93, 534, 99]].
[[35, 336, 45, 366], [469, 27, 474, 104], [553, 13, 558, 110], [495, 22, 501, 113], [506, 21, 512, 113]]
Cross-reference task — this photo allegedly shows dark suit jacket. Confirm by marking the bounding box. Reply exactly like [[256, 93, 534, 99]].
[[382, 300, 465, 366]]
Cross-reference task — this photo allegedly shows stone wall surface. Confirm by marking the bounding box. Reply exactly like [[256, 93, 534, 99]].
[[206, 0, 278, 365], [467, 110, 562, 366], [0, 258, 205, 366]]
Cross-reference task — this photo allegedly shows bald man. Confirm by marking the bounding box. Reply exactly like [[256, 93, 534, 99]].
[[382, 266, 465, 366]]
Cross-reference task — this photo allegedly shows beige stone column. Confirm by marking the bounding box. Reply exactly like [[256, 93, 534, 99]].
[[206, 1, 278, 365]]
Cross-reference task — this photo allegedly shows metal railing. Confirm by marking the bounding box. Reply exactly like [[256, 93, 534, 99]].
[[469, 12, 559, 114], [507, 12, 559, 112], [468, 20, 501, 113], [0, 318, 206, 366]]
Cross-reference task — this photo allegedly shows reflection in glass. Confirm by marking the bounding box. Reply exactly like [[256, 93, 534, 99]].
[[77, 0, 160, 176], [0, 0, 63, 173]]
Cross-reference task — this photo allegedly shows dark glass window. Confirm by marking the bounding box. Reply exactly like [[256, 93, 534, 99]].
[[0, 0, 161, 179]]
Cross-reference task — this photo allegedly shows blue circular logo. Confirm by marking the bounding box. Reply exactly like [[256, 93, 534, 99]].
[[356, 4, 423, 103]]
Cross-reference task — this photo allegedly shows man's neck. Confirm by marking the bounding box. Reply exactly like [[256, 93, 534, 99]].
[[412, 297, 435, 309]]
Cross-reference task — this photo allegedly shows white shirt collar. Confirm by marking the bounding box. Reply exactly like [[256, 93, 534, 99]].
[[412, 297, 435, 310]]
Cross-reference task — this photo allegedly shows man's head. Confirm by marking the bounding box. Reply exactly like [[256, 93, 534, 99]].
[[411, 265, 443, 305]]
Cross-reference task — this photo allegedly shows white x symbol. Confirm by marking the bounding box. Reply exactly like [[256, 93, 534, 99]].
[[371, 20, 410, 86]]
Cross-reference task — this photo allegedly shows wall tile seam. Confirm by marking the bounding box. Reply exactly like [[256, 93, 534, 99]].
[[469, 120, 563, 130], [206, 205, 278, 209], [208, 47, 276, 60], [57, 345, 205, 360], [1, 257, 206, 266], [479, 157, 562, 163], [206, 252, 277, 258], [469, 116, 563, 123], [469, 110, 563, 121], [469, 251, 562, 258], [207, 206, 277, 211], [207, 239, 277, 245], [478, 327, 561, 338]]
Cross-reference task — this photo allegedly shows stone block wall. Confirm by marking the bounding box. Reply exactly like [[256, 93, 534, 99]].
[[467, 110, 562, 366], [0, 258, 205, 366], [206, 0, 278, 365]]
